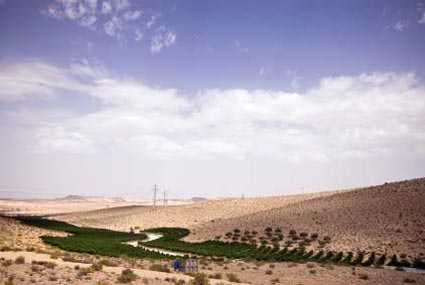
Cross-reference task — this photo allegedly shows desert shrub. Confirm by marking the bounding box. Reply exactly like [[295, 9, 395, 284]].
[[252, 231, 258, 235], [99, 259, 118, 267], [403, 278, 416, 283], [31, 264, 41, 272], [306, 263, 315, 268], [225, 232, 232, 238], [311, 233, 319, 240], [226, 273, 240, 283], [300, 232, 308, 238], [323, 236, 331, 243], [210, 273, 222, 279], [265, 270, 273, 275], [271, 278, 280, 283], [275, 228, 282, 233], [78, 267, 94, 277], [265, 227, 273, 233], [14, 256, 25, 264], [288, 230, 296, 236], [45, 262, 57, 269], [190, 273, 210, 285], [91, 262, 103, 271], [233, 229, 241, 234], [359, 274, 369, 280], [117, 269, 138, 283], [149, 263, 170, 272], [309, 269, 316, 274]]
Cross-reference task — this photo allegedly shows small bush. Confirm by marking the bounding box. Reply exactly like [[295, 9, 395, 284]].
[[403, 278, 416, 283], [309, 269, 316, 274], [45, 262, 57, 269], [359, 274, 369, 280], [265, 270, 273, 275], [1, 259, 13, 267], [117, 269, 138, 283], [226, 273, 241, 283], [149, 263, 170, 272], [190, 273, 210, 285], [91, 262, 103, 271], [15, 256, 25, 264]]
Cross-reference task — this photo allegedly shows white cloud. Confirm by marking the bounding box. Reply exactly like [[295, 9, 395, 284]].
[[394, 19, 409, 31], [150, 31, 177, 53], [1, 60, 425, 162], [43, 1, 177, 51], [259, 67, 265, 76], [33, 127, 95, 155], [147, 13, 161, 29], [123, 10, 142, 21]]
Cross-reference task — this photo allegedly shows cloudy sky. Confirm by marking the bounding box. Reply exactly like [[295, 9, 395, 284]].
[[1, 0, 425, 200]]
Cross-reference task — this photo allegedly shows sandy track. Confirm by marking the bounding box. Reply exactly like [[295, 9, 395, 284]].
[[0, 251, 247, 285]]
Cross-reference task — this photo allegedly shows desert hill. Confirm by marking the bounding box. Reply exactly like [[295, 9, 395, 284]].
[[56, 191, 336, 232], [55, 178, 425, 260], [193, 178, 425, 259]]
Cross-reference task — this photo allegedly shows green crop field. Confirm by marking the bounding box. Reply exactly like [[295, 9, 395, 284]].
[[16, 216, 425, 270]]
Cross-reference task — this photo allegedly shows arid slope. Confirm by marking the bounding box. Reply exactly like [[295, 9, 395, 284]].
[[56, 191, 335, 232], [194, 178, 425, 258]]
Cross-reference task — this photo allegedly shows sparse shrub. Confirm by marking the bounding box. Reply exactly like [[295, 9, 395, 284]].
[[352, 252, 364, 265], [149, 263, 170, 272], [45, 262, 57, 269], [359, 274, 369, 280], [323, 236, 331, 243], [265, 270, 273, 275], [306, 263, 315, 269], [403, 278, 416, 283], [309, 269, 316, 274], [289, 230, 297, 236], [396, 267, 405, 271], [226, 273, 241, 283], [311, 233, 319, 240], [31, 264, 40, 272], [91, 262, 103, 271], [300, 232, 308, 238], [117, 269, 138, 283], [190, 273, 210, 285], [78, 267, 94, 277], [15, 256, 25, 264]]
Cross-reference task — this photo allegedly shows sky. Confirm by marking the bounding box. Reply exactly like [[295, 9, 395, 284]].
[[0, 0, 425, 200]]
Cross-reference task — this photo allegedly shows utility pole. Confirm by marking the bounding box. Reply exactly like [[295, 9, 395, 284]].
[[153, 184, 158, 208], [163, 188, 166, 206]]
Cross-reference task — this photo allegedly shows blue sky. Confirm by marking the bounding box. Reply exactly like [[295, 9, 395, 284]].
[[0, 0, 425, 199]]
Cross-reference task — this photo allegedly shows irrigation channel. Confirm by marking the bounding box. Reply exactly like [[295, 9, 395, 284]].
[[13, 216, 425, 273]]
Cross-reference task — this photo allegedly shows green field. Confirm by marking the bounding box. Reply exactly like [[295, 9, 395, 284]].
[[16, 216, 425, 269]]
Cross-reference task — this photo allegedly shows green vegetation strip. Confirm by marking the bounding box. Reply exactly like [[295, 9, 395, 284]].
[[16, 217, 425, 269], [17, 216, 168, 259]]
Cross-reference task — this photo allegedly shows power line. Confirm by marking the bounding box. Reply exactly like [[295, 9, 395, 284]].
[[153, 184, 158, 208]]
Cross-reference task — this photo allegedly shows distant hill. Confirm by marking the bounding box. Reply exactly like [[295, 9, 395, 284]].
[[54, 195, 127, 203]]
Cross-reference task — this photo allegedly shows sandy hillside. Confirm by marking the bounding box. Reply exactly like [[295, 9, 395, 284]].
[[193, 178, 425, 258], [56, 191, 336, 232], [0, 195, 142, 215]]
